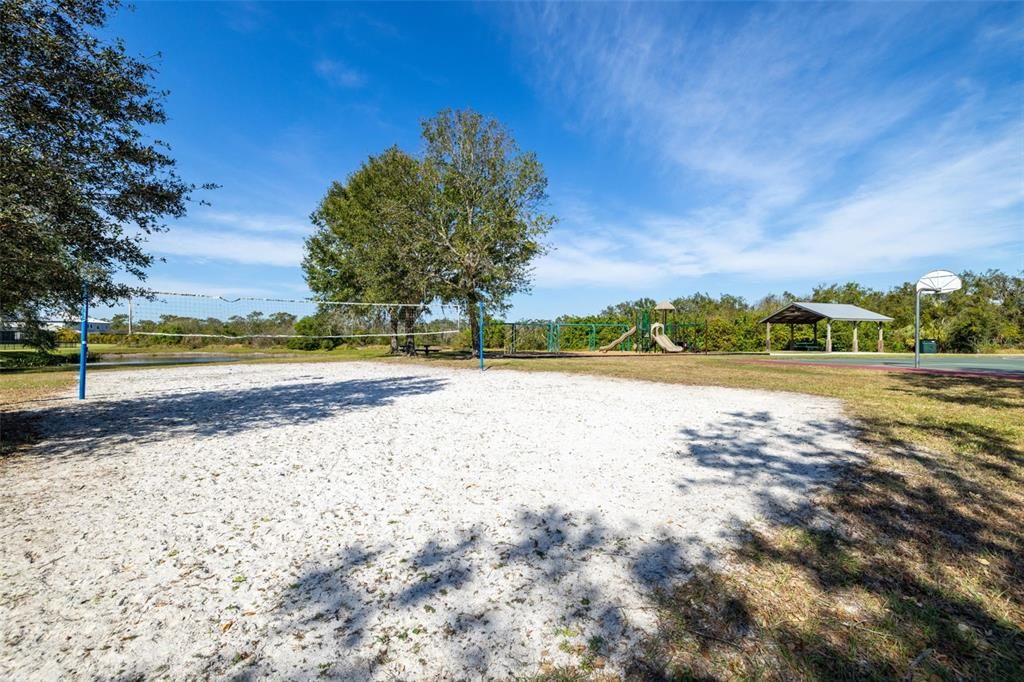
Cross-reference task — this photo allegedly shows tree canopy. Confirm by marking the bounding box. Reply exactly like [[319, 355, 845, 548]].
[[304, 146, 431, 351], [0, 0, 211, 326], [420, 109, 554, 348], [303, 109, 554, 352]]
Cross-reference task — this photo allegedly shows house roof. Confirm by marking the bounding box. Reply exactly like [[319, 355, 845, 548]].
[[759, 302, 894, 325]]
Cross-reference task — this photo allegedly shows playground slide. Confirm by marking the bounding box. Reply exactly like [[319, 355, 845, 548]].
[[598, 326, 636, 352], [650, 323, 684, 353]]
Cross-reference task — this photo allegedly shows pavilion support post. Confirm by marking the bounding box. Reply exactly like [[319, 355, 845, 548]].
[[852, 321, 859, 353], [789, 323, 794, 350], [877, 322, 884, 353], [766, 322, 772, 352], [826, 320, 832, 353]]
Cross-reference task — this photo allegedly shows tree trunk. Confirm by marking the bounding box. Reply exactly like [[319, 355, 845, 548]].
[[467, 297, 480, 356], [389, 314, 399, 354], [401, 306, 416, 349]]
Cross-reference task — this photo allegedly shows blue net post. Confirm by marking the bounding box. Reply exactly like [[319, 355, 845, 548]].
[[78, 282, 88, 399], [478, 301, 484, 370]]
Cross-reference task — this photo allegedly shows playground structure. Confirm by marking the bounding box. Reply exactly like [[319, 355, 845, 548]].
[[492, 303, 707, 355], [598, 326, 636, 352], [650, 323, 684, 352]]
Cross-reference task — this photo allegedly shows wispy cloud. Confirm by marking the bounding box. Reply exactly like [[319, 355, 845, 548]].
[[539, 125, 1023, 287], [141, 208, 312, 268], [138, 278, 290, 299], [147, 227, 304, 268], [202, 210, 311, 236], [222, 1, 269, 34], [511, 3, 1023, 287], [314, 58, 366, 88]]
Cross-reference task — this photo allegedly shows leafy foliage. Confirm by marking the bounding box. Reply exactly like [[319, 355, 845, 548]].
[[0, 0, 212, 326], [420, 109, 554, 350], [305, 147, 431, 352]]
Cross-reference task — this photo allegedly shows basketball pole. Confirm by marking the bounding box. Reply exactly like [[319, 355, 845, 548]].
[[914, 289, 922, 369], [913, 271, 963, 370]]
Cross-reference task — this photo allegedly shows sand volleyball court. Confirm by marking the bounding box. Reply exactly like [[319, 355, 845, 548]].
[[1, 362, 863, 679]]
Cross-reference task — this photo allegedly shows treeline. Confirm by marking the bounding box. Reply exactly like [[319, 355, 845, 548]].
[[51, 313, 302, 348], [56, 309, 461, 351], [552, 270, 1022, 353]]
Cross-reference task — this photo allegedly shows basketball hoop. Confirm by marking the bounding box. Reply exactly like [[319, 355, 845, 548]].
[[917, 270, 962, 295], [914, 270, 962, 368]]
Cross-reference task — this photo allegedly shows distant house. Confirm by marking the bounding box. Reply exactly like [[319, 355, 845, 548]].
[[1, 318, 112, 344], [86, 318, 112, 333], [0, 321, 28, 343], [43, 318, 112, 333]]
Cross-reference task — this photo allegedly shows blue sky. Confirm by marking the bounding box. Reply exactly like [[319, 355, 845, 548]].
[[107, 2, 1023, 319]]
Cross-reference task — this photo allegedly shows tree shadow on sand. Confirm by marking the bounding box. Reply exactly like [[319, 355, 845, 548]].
[[200, 412, 872, 679], [206, 505, 722, 680], [674, 410, 865, 496], [12, 375, 447, 459]]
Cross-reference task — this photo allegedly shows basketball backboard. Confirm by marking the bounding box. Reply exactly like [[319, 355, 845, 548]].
[[916, 270, 962, 295]]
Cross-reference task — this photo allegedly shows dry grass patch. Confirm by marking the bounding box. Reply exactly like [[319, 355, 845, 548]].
[[0, 370, 76, 457]]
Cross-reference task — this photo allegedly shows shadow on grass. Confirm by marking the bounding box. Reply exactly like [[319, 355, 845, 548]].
[[626, 381, 1024, 680], [887, 371, 1024, 411], [8, 375, 447, 459]]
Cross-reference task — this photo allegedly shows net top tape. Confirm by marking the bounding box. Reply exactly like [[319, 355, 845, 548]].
[[141, 292, 437, 309]]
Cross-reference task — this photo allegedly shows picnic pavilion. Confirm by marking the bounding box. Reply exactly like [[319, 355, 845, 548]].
[[759, 302, 894, 353]]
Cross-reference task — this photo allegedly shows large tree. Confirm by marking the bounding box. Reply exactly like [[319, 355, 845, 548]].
[[420, 109, 554, 353], [304, 146, 431, 352], [0, 0, 210, 331]]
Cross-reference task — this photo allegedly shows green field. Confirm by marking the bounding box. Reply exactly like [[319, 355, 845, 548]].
[[2, 351, 1021, 678]]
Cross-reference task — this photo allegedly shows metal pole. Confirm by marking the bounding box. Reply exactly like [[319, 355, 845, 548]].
[[914, 289, 921, 368], [478, 300, 484, 370], [78, 282, 88, 400], [127, 296, 133, 336]]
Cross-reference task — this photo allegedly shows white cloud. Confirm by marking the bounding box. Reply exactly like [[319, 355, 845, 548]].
[[534, 125, 1023, 287], [511, 4, 1023, 287], [202, 210, 311, 236], [314, 58, 366, 88], [137, 278, 288, 299], [139, 209, 312, 268], [147, 227, 304, 268]]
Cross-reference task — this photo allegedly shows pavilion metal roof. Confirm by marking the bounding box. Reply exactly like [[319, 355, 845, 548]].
[[759, 302, 894, 325]]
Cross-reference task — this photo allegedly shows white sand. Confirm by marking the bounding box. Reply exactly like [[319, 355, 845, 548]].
[[0, 362, 863, 679]]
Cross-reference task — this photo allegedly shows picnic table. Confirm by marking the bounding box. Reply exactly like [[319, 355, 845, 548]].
[[401, 341, 437, 357]]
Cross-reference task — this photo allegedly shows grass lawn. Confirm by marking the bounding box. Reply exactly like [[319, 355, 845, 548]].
[[2, 350, 1021, 678], [0, 371, 76, 456]]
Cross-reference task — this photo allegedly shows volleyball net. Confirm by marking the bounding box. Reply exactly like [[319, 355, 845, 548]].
[[94, 292, 467, 346]]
